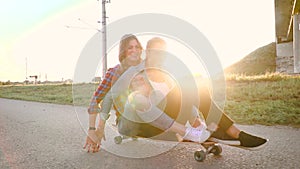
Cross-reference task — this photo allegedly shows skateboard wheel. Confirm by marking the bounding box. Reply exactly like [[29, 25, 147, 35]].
[[211, 145, 222, 155], [194, 150, 206, 162], [114, 136, 122, 144]]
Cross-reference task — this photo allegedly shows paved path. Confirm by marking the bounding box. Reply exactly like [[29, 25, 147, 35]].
[[0, 98, 299, 169]]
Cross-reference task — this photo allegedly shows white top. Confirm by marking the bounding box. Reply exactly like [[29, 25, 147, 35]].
[[149, 80, 170, 98]]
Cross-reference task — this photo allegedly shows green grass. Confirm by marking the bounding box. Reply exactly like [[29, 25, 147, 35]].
[[0, 84, 73, 105], [0, 74, 299, 127], [224, 74, 300, 127], [0, 83, 100, 107], [220, 41, 299, 126], [72, 83, 98, 107]]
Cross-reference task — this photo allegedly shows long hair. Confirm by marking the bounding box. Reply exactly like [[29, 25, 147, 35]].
[[118, 34, 143, 63]]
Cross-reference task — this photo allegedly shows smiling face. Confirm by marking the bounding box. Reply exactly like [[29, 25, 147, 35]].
[[118, 34, 143, 68], [125, 39, 142, 65]]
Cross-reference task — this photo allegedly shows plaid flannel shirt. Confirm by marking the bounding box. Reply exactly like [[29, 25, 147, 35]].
[[88, 64, 122, 114]]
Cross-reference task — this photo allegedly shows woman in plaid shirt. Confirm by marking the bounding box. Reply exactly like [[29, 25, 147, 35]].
[[84, 34, 143, 152]]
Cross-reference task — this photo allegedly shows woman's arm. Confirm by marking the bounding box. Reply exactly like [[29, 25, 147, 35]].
[[84, 65, 120, 153], [100, 63, 145, 116], [88, 65, 121, 115]]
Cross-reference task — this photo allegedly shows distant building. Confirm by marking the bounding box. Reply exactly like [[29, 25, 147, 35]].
[[29, 75, 38, 84], [92, 77, 102, 83], [275, 0, 300, 73], [63, 79, 73, 84]]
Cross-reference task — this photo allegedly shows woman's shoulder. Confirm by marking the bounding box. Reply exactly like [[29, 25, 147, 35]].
[[107, 64, 121, 72]]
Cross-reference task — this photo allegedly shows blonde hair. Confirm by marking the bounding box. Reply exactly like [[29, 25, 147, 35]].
[[146, 37, 166, 50]]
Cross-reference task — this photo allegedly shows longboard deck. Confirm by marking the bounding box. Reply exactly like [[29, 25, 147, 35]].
[[104, 118, 221, 161], [102, 118, 187, 158]]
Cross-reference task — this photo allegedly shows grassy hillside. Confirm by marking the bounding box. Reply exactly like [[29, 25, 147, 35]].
[[225, 42, 276, 75]]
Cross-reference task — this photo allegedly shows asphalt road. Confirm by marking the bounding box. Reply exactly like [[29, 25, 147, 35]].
[[0, 98, 299, 169]]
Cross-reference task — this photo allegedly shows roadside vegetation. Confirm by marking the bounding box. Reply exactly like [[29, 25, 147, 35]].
[[0, 73, 299, 127], [1, 42, 299, 127], [224, 73, 300, 127]]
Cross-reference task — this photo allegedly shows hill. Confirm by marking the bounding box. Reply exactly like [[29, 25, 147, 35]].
[[224, 42, 276, 75]]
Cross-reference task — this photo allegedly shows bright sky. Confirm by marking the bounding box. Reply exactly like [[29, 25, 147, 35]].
[[0, 0, 275, 82]]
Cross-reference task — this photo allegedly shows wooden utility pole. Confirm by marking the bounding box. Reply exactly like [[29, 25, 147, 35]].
[[25, 57, 28, 80], [101, 0, 109, 78], [294, 14, 300, 73]]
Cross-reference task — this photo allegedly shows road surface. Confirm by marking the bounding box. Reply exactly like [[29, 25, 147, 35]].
[[0, 98, 299, 169]]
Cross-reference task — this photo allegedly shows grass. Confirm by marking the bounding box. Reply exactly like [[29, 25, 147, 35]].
[[0, 84, 73, 105], [0, 83, 99, 106], [0, 73, 299, 127], [224, 73, 300, 126]]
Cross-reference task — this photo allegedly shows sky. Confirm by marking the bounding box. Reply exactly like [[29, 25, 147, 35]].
[[0, 0, 275, 82]]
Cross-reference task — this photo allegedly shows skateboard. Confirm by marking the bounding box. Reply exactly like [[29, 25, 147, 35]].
[[109, 124, 222, 162], [113, 134, 222, 162]]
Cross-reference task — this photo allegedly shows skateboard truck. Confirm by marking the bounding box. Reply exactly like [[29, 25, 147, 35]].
[[114, 135, 138, 144], [194, 142, 222, 162]]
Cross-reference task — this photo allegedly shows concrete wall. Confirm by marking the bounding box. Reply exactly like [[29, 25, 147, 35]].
[[276, 42, 294, 73], [275, 1, 300, 74], [276, 14, 300, 74]]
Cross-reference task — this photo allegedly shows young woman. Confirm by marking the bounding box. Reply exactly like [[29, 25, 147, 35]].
[[84, 34, 143, 153]]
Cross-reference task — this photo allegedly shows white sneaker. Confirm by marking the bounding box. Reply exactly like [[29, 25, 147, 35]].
[[195, 121, 207, 131], [183, 127, 211, 143]]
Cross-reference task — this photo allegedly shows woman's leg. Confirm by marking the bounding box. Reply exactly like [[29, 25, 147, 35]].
[[197, 83, 235, 135], [130, 92, 184, 134], [125, 91, 209, 142], [117, 100, 141, 137], [196, 81, 268, 148]]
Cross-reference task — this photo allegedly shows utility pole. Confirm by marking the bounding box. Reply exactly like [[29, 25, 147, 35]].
[[25, 57, 28, 80], [66, 1, 109, 79], [101, 0, 110, 78], [294, 14, 300, 73], [25, 57, 28, 84]]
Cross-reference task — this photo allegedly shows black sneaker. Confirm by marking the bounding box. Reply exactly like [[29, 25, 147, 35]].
[[238, 131, 268, 150], [208, 133, 240, 146]]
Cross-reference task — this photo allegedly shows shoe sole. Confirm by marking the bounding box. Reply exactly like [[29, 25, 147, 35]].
[[237, 139, 269, 151], [208, 137, 241, 146]]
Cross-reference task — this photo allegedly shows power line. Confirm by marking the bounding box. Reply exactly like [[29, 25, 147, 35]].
[[66, 0, 111, 79]]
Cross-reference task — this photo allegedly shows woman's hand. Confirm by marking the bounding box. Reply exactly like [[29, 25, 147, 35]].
[[95, 126, 106, 143], [83, 127, 105, 153]]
